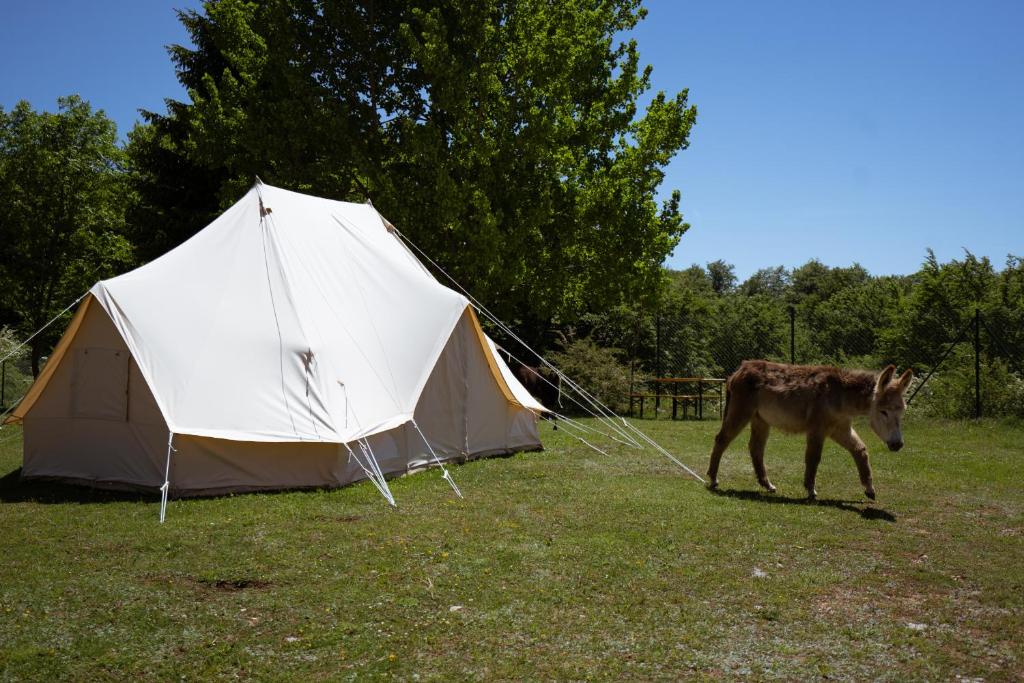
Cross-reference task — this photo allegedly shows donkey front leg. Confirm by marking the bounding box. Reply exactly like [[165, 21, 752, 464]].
[[803, 431, 825, 499], [707, 400, 754, 489], [748, 415, 776, 492], [830, 423, 875, 500]]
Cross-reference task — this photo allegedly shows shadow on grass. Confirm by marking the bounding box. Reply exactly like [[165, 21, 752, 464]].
[[0, 468, 156, 504], [710, 487, 897, 522]]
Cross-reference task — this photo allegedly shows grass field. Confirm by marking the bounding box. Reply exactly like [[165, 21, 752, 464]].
[[0, 415, 1021, 681]]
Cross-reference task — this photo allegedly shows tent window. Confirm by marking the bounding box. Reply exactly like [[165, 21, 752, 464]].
[[71, 347, 129, 421]]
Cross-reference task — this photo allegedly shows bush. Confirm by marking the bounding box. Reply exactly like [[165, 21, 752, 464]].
[[0, 327, 33, 411], [547, 338, 639, 415], [910, 349, 1024, 419]]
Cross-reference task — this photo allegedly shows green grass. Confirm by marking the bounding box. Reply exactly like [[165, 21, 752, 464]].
[[0, 416, 1021, 681]]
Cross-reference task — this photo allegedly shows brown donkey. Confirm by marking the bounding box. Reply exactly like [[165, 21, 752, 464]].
[[707, 360, 913, 499]]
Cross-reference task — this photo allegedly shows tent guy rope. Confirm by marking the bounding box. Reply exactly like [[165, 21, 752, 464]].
[[159, 433, 176, 524], [411, 418, 463, 499], [382, 215, 707, 484], [0, 290, 90, 428], [0, 291, 88, 367]]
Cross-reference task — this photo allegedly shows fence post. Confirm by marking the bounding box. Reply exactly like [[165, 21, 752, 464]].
[[655, 311, 662, 415], [788, 305, 796, 364], [974, 307, 981, 419], [629, 315, 637, 402]]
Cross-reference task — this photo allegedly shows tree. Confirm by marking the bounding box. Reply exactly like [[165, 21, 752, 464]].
[[0, 96, 134, 375], [739, 266, 789, 297], [130, 0, 697, 348], [706, 259, 736, 295]]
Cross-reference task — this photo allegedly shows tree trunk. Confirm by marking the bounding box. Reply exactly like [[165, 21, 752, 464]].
[[31, 337, 42, 378]]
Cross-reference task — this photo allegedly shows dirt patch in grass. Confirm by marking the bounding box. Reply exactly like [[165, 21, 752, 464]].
[[197, 578, 271, 592], [142, 573, 272, 592]]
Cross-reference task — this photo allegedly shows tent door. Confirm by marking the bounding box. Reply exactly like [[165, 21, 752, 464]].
[[70, 347, 129, 421]]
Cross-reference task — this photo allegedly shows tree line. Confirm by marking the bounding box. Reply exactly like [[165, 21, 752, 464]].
[[1, 0, 694, 375], [557, 253, 1024, 417]]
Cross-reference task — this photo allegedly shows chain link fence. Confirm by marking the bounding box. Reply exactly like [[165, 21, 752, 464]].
[[627, 300, 1024, 419]]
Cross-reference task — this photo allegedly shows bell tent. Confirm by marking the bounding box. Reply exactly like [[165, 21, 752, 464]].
[[5, 182, 547, 503]]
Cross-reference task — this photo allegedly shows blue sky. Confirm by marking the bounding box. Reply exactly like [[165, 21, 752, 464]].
[[1, 1, 1020, 280]]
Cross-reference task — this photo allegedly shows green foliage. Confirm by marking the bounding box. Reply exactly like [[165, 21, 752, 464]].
[[0, 327, 32, 408], [0, 96, 135, 374], [705, 259, 737, 295], [708, 294, 788, 372], [910, 349, 1024, 419], [547, 338, 637, 414], [584, 253, 1024, 417], [129, 0, 697, 344]]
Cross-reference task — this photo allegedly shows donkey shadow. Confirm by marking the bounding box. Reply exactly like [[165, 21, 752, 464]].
[[710, 487, 897, 522]]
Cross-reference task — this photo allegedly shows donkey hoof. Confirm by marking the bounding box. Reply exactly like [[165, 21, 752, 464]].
[[865, 488, 876, 500], [760, 480, 776, 493], [707, 479, 719, 491], [806, 489, 817, 501]]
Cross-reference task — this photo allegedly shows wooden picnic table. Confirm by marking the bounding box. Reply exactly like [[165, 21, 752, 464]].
[[629, 377, 725, 420]]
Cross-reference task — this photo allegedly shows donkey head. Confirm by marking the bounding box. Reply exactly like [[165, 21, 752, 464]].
[[869, 365, 914, 451]]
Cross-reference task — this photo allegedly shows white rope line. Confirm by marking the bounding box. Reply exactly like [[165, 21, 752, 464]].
[[0, 291, 89, 366], [358, 439, 390, 502], [261, 200, 336, 441], [410, 419, 462, 498], [263, 211, 406, 419], [392, 222, 643, 425], [0, 401, 22, 426], [551, 417, 612, 458], [486, 341, 641, 448], [547, 410, 641, 449], [501, 347, 641, 447], [159, 433, 176, 524], [269, 208, 408, 444], [1, 292, 91, 426], [624, 423, 706, 483], [342, 440, 396, 507], [256, 190, 302, 441], [358, 438, 394, 503], [386, 219, 706, 482], [328, 213, 403, 403]]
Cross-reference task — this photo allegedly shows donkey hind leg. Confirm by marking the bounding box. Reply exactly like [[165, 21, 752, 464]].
[[748, 414, 775, 492], [830, 423, 875, 500], [707, 396, 755, 489], [803, 431, 826, 500]]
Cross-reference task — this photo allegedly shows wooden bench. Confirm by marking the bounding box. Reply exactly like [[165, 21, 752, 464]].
[[629, 378, 726, 420], [628, 392, 661, 418]]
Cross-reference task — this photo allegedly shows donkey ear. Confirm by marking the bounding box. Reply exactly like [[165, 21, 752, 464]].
[[875, 365, 896, 392], [896, 368, 914, 392]]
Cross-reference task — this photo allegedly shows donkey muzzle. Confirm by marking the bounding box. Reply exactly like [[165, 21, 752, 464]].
[[887, 440, 904, 452]]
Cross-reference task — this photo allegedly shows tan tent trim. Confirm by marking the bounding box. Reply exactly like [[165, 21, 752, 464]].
[[4, 294, 95, 425], [466, 306, 523, 409]]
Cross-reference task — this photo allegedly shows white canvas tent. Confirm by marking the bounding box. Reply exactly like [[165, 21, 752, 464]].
[[5, 182, 547, 500]]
